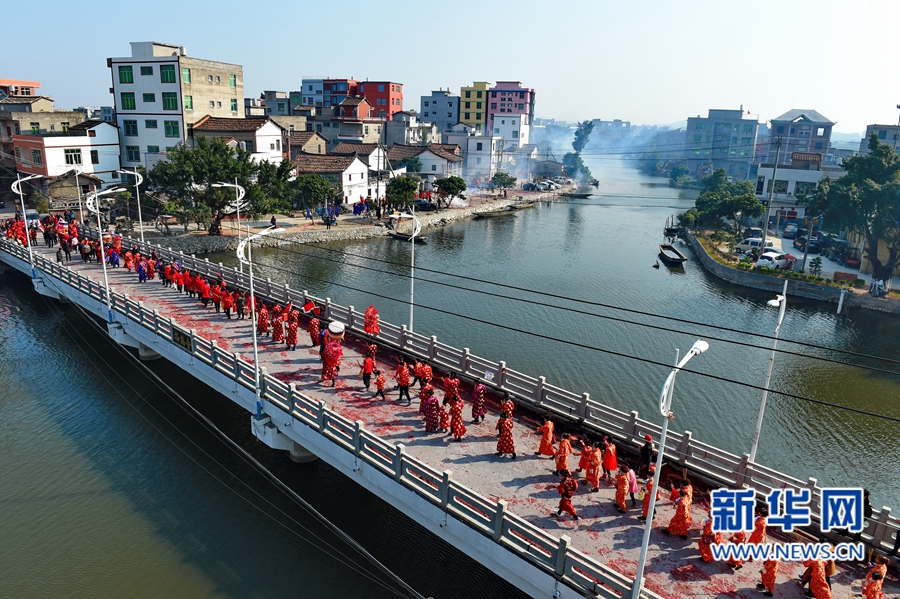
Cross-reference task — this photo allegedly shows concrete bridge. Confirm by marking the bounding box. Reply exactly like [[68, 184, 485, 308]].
[[1, 232, 896, 599]]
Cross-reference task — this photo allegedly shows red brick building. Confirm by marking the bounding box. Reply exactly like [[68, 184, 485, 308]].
[[358, 81, 403, 119]]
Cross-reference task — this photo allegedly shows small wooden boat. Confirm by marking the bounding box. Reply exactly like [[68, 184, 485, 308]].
[[388, 232, 427, 244], [658, 243, 688, 267], [515, 201, 536, 209], [560, 192, 592, 199], [473, 206, 517, 218]]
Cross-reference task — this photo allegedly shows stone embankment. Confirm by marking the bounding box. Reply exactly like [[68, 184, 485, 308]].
[[684, 230, 900, 316], [140, 196, 531, 255]]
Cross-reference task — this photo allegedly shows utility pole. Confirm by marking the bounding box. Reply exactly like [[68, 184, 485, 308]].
[[759, 137, 782, 255], [894, 104, 900, 152], [800, 214, 822, 273]]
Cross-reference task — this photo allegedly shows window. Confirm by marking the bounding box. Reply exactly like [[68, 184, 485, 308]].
[[123, 120, 138, 136], [208, 75, 213, 82], [491, 103, 497, 109], [731, 137, 738, 144], [743, 124, 753, 134], [125, 146, 140, 162], [447, 112, 452, 118], [143, 93, 156, 103], [30, 122, 40, 134], [424, 100, 430, 107], [476, 157, 482, 165], [90, 150, 99, 164], [512, 130, 518, 138], [476, 142, 483, 151], [145, 119, 158, 128], [430, 164, 437, 171], [216, 101, 222, 108], [519, 92, 525, 99], [229, 74, 236, 87], [794, 181, 817, 195], [230, 98, 238, 111], [494, 128, 500, 134], [214, 76, 220, 83], [378, 84, 385, 92], [118, 65, 133, 83], [184, 95, 193, 110], [270, 142, 275, 150], [878, 129, 887, 140], [517, 103, 524, 110], [61, 122, 70, 133], [121, 92, 136, 110], [179, 67, 190, 83], [31, 148, 43, 166], [693, 135, 702, 142], [476, 102, 482, 109], [491, 91, 497, 98], [693, 147, 701, 156], [164, 121, 179, 137], [815, 142, 823, 150], [741, 137, 752, 145], [464, 113, 470, 120], [162, 93, 178, 110], [160, 65, 176, 83], [277, 102, 284, 112], [776, 125, 785, 134], [476, 91, 482, 98], [64, 148, 82, 165], [424, 112, 429, 117], [147, 145, 160, 154], [243, 140, 254, 152]]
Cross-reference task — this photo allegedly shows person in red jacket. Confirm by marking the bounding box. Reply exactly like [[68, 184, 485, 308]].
[[200, 279, 211, 307], [210, 284, 222, 313], [373, 370, 387, 400], [395, 358, 411, 405], [557, 473, 579, 522], [222, 290, 234, 319], [361, 354, 375, 391]]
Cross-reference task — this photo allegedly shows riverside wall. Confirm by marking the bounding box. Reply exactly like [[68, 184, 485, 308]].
[[684, 230, 900, 316]]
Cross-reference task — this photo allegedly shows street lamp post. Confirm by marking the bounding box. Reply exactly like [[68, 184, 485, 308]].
[[11, 173, 44, 279], [237, 225, 284, 419], [117, 168, 144, 243], [86, 187, 124, 322], [391, 205, 422, 331], [212, 179, 246, 272], [631, 339, 710, 599], [749, 279, 788, 463]]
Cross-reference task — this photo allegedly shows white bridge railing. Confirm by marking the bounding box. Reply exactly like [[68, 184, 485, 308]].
[[5, 232, 898, 595]]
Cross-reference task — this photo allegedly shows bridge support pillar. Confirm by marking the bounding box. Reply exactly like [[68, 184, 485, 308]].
[[251, 415, 318, 462], [289, 442, 318, 463], [107, 322, 160, 360], [32, 277, 64, 300], [137, 343, 162, 361]]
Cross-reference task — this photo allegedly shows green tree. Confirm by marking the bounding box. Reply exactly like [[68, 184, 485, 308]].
[[686, 168, 764, 239], [433, 176, 466, 210], [397, 155, 422, 173], [189, 203, 213, 231], [491, 171, 517, 189], [31, 190, 49, 214], [801, 133, 900, 292], [669, 164, 691, 183], [293, 174, 337, 211], [386, 175, 419, 208], [562, 152, 591, 180], [572, 120, 594, 153]]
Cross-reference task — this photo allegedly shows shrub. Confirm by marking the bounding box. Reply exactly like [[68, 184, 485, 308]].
[[853, 278, 866, 288]]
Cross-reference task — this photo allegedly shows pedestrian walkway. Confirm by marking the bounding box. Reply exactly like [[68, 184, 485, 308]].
[[31, 240, 897, 599]]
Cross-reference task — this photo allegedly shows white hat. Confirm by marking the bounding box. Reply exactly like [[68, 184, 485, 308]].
[[328, 322, 345, 335]]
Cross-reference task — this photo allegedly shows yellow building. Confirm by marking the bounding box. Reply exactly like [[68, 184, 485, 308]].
[[459, 82, 489, 133]]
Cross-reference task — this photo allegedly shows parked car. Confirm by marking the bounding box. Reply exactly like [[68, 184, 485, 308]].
[[735, 238, 775, 253], [25, 208, 40, 227], [793, 235, 821, 254], [743, 226, 763, 239], [522, 183, 536, 191], [782, 223, 799, 238], [412, 199, 436, 212], [756, 251, 795, 269]]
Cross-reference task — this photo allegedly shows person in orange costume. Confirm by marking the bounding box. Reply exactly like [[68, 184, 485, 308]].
[[601, 437, 618, 483], [614, 466, 629, 512], [576, 436, 593, 474], [727, 530, 746, 569], [802, 559, 832, 599], [553, 433, 572, 476], [665, 478, 693, 539], [748, 505, 768, 547], [585, 442, 602, 492], [698, 514, 722, 562], [557, 473, 579, 522], [756, 558, 779, 596], [861, 555, 889, 599], [639, 467, 660, 520], [534, 414, 555, 457]]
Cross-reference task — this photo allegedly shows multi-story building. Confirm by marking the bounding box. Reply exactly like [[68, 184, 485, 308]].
[[0, 96, 86, 175], [591, 119, 632, 139], [305, 97, 385, 150], [245, 97, 265, 117], [0, 78, 40, 98], [288, 131, 328, 159], [322, 78, 359, 108], [191, 116, 287, 163], [12, 120, 121, 184], [108, 41, 244, 168], [358, 81, 403, 119], [262, 91, 290, 116], [755, 152, 845, 222], [420, 90, 459, 135], [444, 126, 503, 184], [289, 90, 303, 114], [492, 113, 530, 148], [291, 153, 369, 203], [385, 112, 439, 147], [460, 82, 490, 134], [485, 81, 534, 135], [859, 124, 900, 155], [763, 109, 834, 166], [684, 108, 759, 179], [300, 77, 325, 108]]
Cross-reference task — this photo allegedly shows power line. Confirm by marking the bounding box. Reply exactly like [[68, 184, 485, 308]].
[[259, 238, 900, 369]]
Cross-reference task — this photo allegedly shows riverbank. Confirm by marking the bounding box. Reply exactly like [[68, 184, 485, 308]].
[[684, 229, 900, 315]]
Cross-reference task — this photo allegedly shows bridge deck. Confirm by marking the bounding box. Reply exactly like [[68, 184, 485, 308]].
[[33, 242, 894, 599]]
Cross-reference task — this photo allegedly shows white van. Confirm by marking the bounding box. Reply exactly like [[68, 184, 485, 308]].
[[735, 238, 774, 253]]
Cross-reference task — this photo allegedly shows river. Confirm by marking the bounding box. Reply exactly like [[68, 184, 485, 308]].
[[2, 157, 898, 598]]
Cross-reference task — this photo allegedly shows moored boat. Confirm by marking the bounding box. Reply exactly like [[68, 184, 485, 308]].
[[658, 243, 688, 266]]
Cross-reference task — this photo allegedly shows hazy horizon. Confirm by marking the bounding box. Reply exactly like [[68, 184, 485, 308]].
[[2, 0, 896, 134]]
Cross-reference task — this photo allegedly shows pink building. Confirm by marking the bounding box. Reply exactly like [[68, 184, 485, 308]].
[[486, 81, 534, 133]]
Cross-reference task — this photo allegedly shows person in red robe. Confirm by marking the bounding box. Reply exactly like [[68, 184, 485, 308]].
[[285, 310, 299, 350], [449, 396, 466, 441], [471, 381, 487, 423], [495, 412, 515, 458], [535, 415, 555, 457], [698, 515, 722, 562], [553, 433, 572, 476], [861, 555, 889, 599], [443, 372, 460, 401], [601, 437, 618, 483], [614, 466, 629, 512], [271, 306, 285, 343], [665, 479, 693, 539], [321, 339, 343, 387], [756, 559, 779, 597], [576, 436, 593, 474], [439, 401, 450, 432], [422, 388, 441, 432], [500, 392, 514, 417], [363, 305, 380, 336], [124, 251, 134, 271], [307, 317, 320, 346], [257, 304, 270, 337], [557, 473, 579, 522], [395, 359, 411, 405]]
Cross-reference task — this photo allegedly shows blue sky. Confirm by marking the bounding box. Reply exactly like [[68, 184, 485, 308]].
[[3, 0, 897, 133]]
